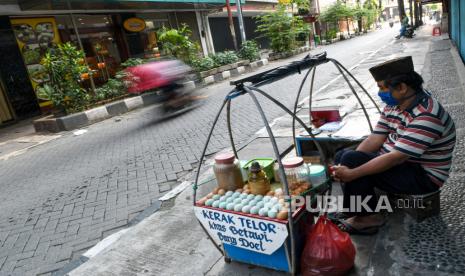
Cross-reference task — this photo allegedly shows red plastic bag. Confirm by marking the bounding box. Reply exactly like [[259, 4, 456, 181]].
[[301, 215, 356, 276]]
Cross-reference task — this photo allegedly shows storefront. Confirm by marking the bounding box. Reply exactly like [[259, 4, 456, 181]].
[[0, 0, 221, 126]]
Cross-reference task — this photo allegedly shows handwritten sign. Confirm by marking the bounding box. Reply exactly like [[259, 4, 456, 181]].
[[194, 207, 288, 255]]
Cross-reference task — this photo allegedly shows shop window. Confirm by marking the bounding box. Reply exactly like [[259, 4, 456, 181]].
[[56, 14, 122, 88], [137, 14, 170, 59]]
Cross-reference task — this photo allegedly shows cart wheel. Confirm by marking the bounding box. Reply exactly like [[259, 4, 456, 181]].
[[224, 257, 232, 264]]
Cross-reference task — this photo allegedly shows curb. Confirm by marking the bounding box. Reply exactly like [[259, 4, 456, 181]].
[[201, 59, 268, 85], [268, 46, 310, 61], [33, 91, 167, 133]]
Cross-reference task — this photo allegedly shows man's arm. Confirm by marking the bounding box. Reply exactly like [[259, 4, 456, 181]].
[[334, 150, 409, 182], [356, 133, 387, 153], [351, 150, 409, 178]]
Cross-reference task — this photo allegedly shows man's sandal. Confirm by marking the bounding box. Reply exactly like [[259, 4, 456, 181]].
[[336, 220, 380, 236], [327, 212, 350, 223]]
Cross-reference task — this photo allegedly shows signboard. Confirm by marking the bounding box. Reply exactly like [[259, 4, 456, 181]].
[[194, 207, 288, 255], [10, 17, 61, 110], [123, 17, 146, 32]]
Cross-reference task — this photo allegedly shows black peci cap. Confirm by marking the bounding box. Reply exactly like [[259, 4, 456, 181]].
[[369, 56, 414, 81]]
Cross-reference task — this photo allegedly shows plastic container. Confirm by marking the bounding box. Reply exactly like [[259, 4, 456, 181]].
[[213, 152, 244, 191], [309, 165, 327, 186], [248, 162, 271, 195], [282, 157, 312, 196], [243, 158, 275, 181]]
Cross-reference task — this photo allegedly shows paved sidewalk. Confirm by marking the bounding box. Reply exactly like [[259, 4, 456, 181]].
[[67, 25, 465, 276]]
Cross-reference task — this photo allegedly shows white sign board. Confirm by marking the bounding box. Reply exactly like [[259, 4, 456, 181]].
[[194, 207, 288, 255]]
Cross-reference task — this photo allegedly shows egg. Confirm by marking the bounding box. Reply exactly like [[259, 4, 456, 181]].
[[263, 196, 271, 203], [226, 197, 234, 203], [205, 199, 214, 206], [254, 195, 263, 201], [248, 200, 257, 206], [239, 193, 248, 199], [278, 198, 285, 205], [219, 196, 227, 202], [258, 207, 269, 217], [242, 205, 251, 213], [250, 206, 260, 215], [212, 200, 220, 208], [213, 187, 220, 194], [234, 204, 244, 212], [277, 210, 288, 220], [219, 202, 227, 209], [218, 189, 226, 196], [243, 190, 251, 194], [256, 201, 265, 208], [274, 204, 283, 211], [207, 192, 214, 199], [197, 197, 208, 206], [267, 190, 275, 196], [233, 192, 241, 197], [226, 203, 235, 210], [270, 197, 279, 204], [235, 188, 243, 193], [241, 199, 250, 205], [267, 209, 278, 218], [264, 202, 274, 209], [233, 198, 242, 204], [212, 194, 221, 200], [243, 184, 249, 190], [246, 194, 255, 200], [225, 191, 233, 197], [275, 189, 284, 197]]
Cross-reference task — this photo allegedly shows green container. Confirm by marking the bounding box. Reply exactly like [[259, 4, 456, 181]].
[[242, 158, 275, 181]]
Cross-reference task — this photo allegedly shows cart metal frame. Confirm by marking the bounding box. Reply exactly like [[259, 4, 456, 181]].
[[192, 51, 379, 274]]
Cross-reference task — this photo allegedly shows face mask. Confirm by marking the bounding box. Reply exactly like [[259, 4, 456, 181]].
[[378, 90, 399, 106]]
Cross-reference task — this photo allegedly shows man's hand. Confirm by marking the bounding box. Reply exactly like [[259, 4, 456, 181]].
[[331, 150, 410, 183], [332, 165, 359, 182]]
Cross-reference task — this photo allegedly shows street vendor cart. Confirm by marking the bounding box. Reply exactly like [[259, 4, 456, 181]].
[[192, 52, 380, 274]]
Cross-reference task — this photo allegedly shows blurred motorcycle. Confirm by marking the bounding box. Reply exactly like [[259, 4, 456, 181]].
[[125, 59, 201, 116]]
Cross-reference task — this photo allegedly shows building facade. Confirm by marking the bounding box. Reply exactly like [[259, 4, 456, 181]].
[[448, 0, 465, 63], [0, 0, 225, 126]]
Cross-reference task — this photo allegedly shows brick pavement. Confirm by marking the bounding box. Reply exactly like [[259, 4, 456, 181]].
[[0, 28, 398, 275]]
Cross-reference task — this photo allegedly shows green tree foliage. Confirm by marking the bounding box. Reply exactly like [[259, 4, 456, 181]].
[[38, 42, 89, 114], [319, 1, 354, 24], [256, 6, 310, 53], [157, 24, 200, 64], [362, 0, 381, 30], [238, 40, 260, 62]]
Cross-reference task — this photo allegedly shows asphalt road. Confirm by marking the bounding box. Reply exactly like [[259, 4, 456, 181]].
[[0, 25, 399, 275]]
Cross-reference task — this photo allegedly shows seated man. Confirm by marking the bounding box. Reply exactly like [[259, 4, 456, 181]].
[[332, 56, 456, 235], [396, 14, 409, 39]]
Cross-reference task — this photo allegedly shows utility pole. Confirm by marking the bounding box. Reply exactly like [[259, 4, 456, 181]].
[[235, 0, 247, 43], [225, 0, 239, 51]]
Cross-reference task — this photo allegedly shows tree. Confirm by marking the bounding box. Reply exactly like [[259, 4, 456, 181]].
[[156, 24, 200, 63], [319, 0, 354, 38], [256, 6, 310, 53], [397, 0, 406, 17], [38, 43, 90, 114], [362, 0, 380, 31]]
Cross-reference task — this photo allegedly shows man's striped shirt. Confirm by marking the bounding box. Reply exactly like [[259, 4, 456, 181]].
[[373, 92, 456, 186]]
